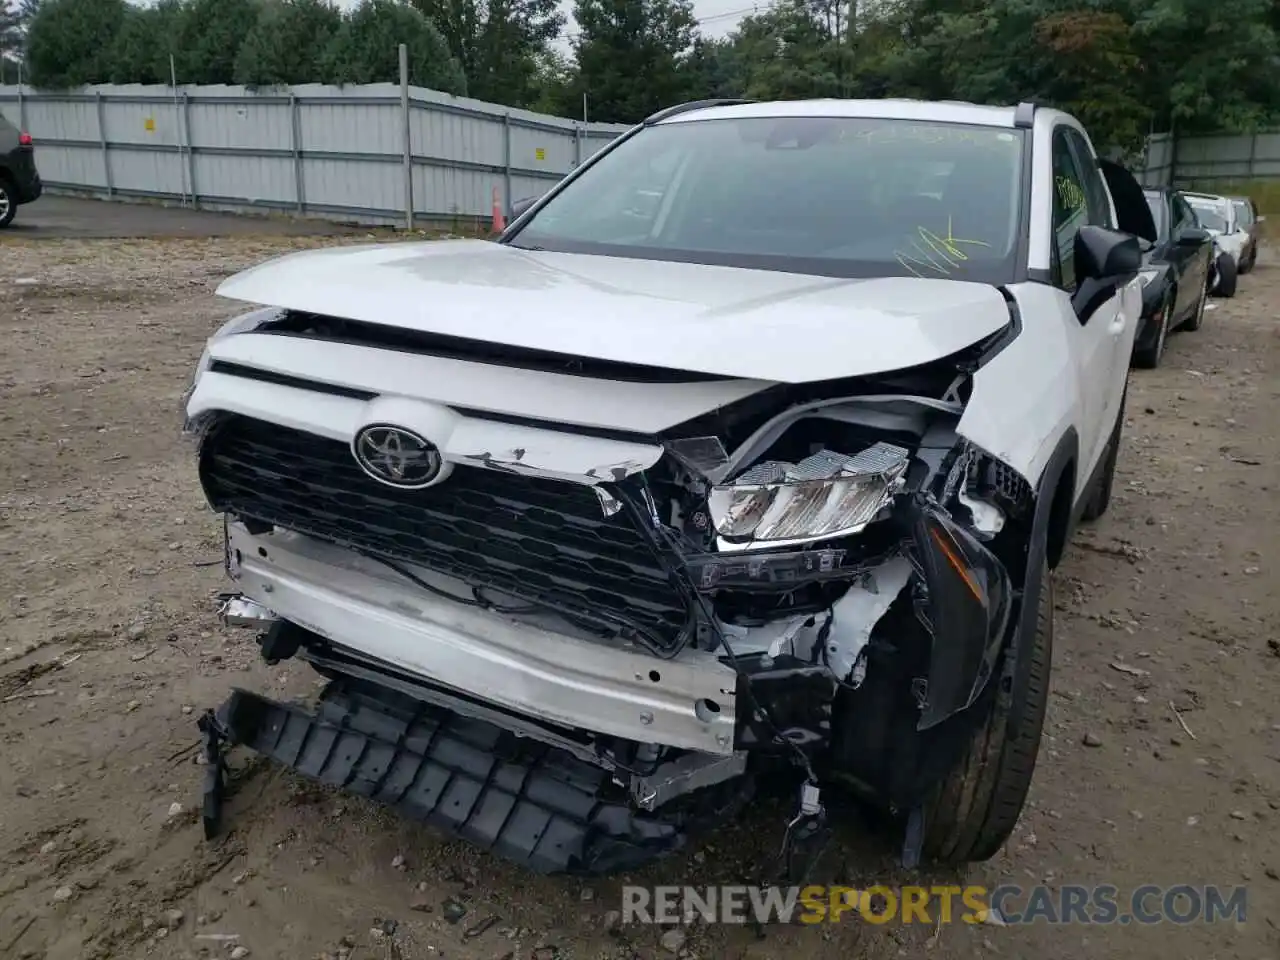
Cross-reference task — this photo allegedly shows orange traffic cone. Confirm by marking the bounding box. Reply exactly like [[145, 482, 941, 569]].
[[491, 186, 506, 233]]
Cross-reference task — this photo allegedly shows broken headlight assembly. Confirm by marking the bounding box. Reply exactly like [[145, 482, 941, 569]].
[[708, 442, 910, 551]]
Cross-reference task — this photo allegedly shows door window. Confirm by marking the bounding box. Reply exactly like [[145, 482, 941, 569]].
[[1232, 199, 1255, 227], [1063, 129, 1115, 230], [1051, 130, 1092, 290], [1171, 196, 1195, 236]]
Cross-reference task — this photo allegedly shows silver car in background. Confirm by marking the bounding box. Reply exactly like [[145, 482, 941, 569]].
[[1183, 191, 1247, 297], [1227, 195, 1264, 274]]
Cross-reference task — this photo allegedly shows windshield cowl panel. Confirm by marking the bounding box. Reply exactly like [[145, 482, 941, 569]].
[[505, 116, 1028, 286]]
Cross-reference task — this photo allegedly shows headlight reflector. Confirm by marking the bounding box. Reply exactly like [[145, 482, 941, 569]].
[[709, 442, 910, 548]]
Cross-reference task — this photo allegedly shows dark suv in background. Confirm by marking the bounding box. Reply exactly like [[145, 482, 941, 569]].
[[0, 114, 42, 228]]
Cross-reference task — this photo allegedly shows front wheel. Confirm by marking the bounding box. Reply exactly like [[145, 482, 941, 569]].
[[920, 555, 1052, 864], [1213, 253, 1238, 298], [1133, 294, 1172, 369], [1180, 276, 1207, 332]]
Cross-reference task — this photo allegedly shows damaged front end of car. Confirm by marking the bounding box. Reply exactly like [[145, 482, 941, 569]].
[[192, 315, 1036, 877]]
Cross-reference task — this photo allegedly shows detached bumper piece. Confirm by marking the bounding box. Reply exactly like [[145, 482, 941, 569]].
[[199, 678, 742, 875]]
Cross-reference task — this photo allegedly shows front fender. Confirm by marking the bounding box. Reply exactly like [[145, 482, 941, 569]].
[[958, 283, 1082, 491]]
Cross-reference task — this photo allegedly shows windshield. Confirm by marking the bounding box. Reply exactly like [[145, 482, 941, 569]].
[[1186, 198, 1229, 232], [1144, 192, 1167, 241], [508, 117, 1027, 284], [1231, 200, 1254, 226]]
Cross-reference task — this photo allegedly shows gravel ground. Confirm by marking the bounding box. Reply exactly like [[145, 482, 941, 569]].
[[1, 234, 1277, 960]]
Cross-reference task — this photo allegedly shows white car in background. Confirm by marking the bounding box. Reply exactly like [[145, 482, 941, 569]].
[[1183, 191, 1248, 297]]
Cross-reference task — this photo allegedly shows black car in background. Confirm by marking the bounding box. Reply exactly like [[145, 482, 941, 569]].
[[1135, 187, 1214, 369], [0, 114, 42, 228]]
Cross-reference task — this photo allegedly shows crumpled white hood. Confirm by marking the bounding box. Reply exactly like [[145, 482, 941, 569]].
[[217, 240, 1012, 384]]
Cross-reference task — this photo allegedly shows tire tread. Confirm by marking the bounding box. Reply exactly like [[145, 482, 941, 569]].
[[922, 557, 1053, 864]]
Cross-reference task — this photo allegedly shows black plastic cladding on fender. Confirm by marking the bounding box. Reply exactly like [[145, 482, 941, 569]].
[[909, 499, 1013, 730]]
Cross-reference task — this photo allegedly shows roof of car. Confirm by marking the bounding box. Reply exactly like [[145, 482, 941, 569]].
[[656, 98, 1046, 129]]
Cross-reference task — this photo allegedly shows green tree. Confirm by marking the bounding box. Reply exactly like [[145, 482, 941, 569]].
[[405, 0, 563, 106], [726, 0, 854, 101], [1030, 9, 1149, 153], [1, 2, 23, 75], [320, 0, 466, 94], [1130, 0, 1280, 133], [525, 48, 575, 114], [234, 0, 342, 87], [679, 36, 739, 99], [567, 0, 698, 123], [850, 0, 1280, 140], [24, 0, 126, 88], [171, 0, 261, 84], [108, 0, 183, 85]]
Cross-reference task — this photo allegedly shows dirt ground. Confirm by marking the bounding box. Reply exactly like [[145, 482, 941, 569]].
[[1, 231, 1277, 960], [7, 196, 367, 240]]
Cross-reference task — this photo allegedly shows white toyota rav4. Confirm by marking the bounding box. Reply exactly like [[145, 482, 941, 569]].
[[185, 98, 1155, 875]]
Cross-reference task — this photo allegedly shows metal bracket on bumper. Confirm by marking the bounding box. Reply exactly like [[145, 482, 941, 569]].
[[198, 678, 753, 875]]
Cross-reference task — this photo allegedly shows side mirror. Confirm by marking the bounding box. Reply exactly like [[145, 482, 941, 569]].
[[1072, 225, 1142, 324], [1177, 226, 1210, 246], [1258, 215, 1267, 224], [1076, 224, 1141, 282], [510, 196, 538, 220]]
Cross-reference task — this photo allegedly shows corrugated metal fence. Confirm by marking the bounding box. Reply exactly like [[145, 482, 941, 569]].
[[1139, 128, 1280, 188], [1138, 132, 1174, 187], [0, 80, 630, 226]]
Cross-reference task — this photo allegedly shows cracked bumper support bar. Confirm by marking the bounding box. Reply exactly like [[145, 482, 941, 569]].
[[198, 678, 751, 875]]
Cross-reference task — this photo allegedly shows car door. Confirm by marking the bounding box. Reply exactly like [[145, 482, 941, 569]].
[[1055, 126, 1132, 478], [1169, 195, 1206, 316]]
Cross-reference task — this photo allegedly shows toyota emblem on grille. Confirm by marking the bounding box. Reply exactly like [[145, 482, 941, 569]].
[[352, 425, 443, 489]]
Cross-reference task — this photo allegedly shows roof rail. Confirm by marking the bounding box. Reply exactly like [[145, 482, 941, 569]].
[[643, 99, 756, 125], [1012, 101, 1037, 129]]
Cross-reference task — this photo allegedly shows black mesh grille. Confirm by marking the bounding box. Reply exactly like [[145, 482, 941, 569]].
[[199, 415, 690, 646]]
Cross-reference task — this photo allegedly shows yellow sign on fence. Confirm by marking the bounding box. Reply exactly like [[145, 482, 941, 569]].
[[144, 117, 156, 133], [534, 147, 546, 161]]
